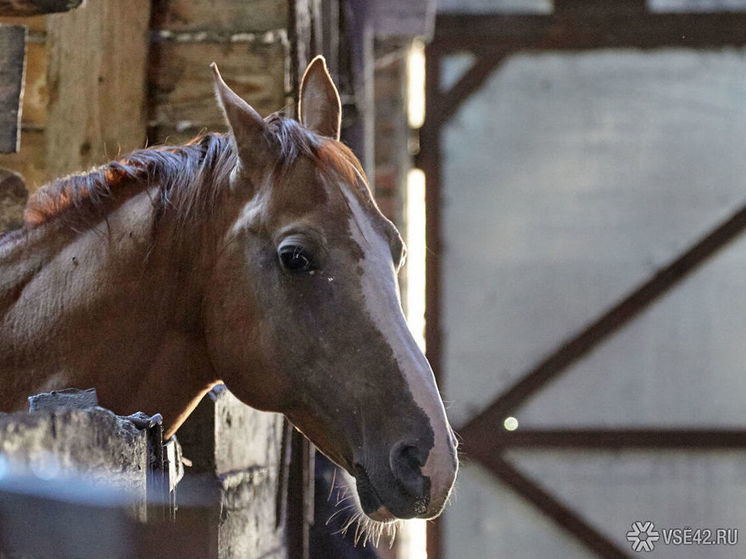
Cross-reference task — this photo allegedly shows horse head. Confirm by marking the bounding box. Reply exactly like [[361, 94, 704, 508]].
[[203, 57, 458, 522]]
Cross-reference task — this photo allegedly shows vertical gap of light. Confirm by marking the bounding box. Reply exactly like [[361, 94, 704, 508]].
[[401, 37, 428, 559], [404, 167, 428, 559], [406, 167, 427, 353], [404, 168, 428, 558], [407, 39, 426, 129]]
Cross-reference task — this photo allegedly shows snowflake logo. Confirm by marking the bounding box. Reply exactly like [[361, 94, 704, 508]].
[[626, 521, 660, 552]]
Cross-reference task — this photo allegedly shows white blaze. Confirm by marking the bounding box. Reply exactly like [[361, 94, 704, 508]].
[[344, 191, 455, 509]]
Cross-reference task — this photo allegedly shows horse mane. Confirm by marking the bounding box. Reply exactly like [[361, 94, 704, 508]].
[[22, 114, 370, 233], [24, 133, 236, 230]]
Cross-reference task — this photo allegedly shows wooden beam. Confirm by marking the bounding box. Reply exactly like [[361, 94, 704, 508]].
[[428, 51, 507, 127], [0, 24, 25, 154], [45, 0, 150, 178], [459, 202, 746, 440], [474, 429, 746, 449], [469, 452, 632, 559], [433, 11, 746, 52], [0, 0, 82, 16]]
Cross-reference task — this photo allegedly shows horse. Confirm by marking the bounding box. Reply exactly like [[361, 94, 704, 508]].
[[0, 56, 458, 526]]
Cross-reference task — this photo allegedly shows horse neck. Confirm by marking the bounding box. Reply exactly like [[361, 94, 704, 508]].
[[0, 189, 219, 422]]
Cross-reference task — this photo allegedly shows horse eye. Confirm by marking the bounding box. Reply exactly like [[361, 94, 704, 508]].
[[278, 245, 316, 273]]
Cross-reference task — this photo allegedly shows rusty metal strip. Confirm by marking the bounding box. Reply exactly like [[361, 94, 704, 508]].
[[470, 451, 633, 558], [459, 202, 746, 441]]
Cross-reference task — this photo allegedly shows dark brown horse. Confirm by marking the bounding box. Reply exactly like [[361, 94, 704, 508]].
[[0, 57, 457, 526]]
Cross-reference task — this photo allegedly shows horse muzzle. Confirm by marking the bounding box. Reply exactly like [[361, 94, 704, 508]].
[[353, 438, 458, 521]]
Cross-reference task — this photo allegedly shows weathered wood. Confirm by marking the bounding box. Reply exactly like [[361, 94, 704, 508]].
[[0, 0, 82, 17], [0, 406, 149, 513], [20, 40, 47, 127], [342, 0, 375, 181], [176, 386, 289, 559], [0, 128, 45, 190], [0, 23, 25, 154], [148, 36, 289, 143], [28, 387, 99, 411], [289, 0, 315, 106], [0, 14, 48, 32], [0, 167, 26, 232], [151, 0, 286, 33], [0, 35, 46, 190], [45, 0, 150, 178]]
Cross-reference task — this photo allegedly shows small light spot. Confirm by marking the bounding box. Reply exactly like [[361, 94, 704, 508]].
[[503, 416, 519, 431]]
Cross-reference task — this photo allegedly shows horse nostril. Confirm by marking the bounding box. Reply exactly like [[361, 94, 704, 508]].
[[389, 441, 428, 498]]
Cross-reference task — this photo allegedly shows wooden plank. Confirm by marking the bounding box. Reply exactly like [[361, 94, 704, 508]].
[[176, 386, 289, 558], [148, 37, 289, 143], [45, 0, 150, 178], [289, 0, 314, 105], [287, 429, 313, 559], [19, 40, 45, 126], [0, 0, 81, 17], [0, 14, 46, 32], [151, 0, 286, 33], [0, 23, 25, 154]]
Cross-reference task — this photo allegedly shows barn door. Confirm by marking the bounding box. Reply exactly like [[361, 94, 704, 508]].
[[421, 6, 746, 558]]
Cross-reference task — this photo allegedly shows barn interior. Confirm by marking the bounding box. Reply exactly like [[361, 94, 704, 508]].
[[2, 1, 746, 558]]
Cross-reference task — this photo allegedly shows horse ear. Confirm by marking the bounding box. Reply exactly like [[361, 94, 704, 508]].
[[299, 56, 341, 140], [211, 62, 270, 173]]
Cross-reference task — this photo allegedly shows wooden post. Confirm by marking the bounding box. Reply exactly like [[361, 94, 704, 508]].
[[45, 0, 150, 178], [175, 386, 289, 558], [0, 24, 25, 154]]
